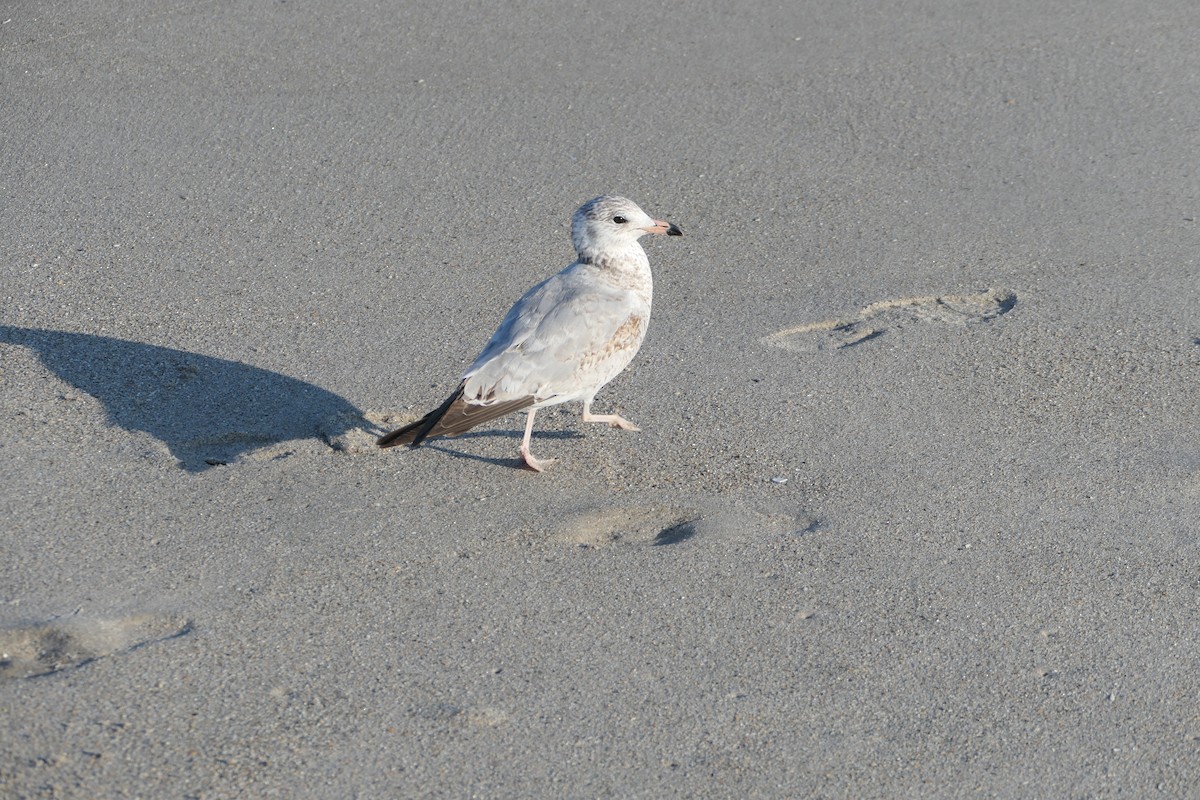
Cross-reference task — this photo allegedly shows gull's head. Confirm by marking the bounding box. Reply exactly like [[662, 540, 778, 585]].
[[571, 195, 682, 262]]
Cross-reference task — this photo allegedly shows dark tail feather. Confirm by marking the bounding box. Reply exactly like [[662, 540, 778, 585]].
[[377, 384, 537, 450], [377, 385, 465, 449]]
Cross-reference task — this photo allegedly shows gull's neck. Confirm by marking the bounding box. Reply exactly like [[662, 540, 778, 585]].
[[576, 239, 649, 271], [577, 240, 652, 296]]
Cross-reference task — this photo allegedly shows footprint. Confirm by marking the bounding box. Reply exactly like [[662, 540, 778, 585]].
[[555, 506, 701, 548], [204, 410, 394, 463], [176, 431, 279, 468], [464, 706, 509, 728], [554, 504, 814, 548], [407, 702, 509, 728], [0, 614, 192, 681], [763, 287, 1017, 353], [321, 410, 408, 455]]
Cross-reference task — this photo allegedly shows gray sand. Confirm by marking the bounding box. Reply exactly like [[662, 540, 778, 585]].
[[3, 1, 1199, 796]]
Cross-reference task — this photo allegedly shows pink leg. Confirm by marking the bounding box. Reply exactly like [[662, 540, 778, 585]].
[[519, 409, 555, 472], [581, 401, 640, 432]]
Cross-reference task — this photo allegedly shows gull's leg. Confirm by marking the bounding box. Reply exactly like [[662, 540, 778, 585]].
[[519, 409, 555, 472], [581, 401, 641, 432]]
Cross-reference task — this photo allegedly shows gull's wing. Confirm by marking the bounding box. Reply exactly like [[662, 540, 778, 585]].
[[462, 263, 645, 404]]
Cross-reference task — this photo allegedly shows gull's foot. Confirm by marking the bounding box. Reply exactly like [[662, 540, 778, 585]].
[[582, 411, 641, 432], [520, 445, 556, 473], [608, 415, 640, 432]]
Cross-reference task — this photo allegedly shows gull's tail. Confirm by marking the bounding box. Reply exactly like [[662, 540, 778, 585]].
[[377, 383, 536, 448]]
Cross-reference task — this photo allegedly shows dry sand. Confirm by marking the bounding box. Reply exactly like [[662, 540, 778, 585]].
[[3, 1, 1199, 796]]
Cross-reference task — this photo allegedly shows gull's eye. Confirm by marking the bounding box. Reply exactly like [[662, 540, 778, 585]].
[[612, 215, 628, 224]]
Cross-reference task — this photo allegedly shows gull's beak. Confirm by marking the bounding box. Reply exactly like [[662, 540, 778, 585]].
[[644, 219, 684, 236]]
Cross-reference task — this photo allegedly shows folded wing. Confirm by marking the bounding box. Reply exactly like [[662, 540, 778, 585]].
[[463, 266, 646, 405]]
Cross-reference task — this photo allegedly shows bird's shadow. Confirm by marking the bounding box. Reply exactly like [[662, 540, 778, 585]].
[[1, 325, 373, 472], [424, 428, 582, 468]]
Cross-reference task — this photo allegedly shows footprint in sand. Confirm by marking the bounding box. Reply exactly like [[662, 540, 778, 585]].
[[0, 614, 192, 681], [204, 410, 394, 465], [554, 505, 815, 548], [556, 506, 702, 548], [408, 702, 510, 728], [762, 287, 1017, 353], [319, 410, 400, 455]]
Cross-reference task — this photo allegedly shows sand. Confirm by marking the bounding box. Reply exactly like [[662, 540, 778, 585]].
[[2, 1, 1198, 796]]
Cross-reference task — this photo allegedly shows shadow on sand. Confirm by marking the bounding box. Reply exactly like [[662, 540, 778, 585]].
[[1, 325, 371, 471], [421, 428, 582, 469]]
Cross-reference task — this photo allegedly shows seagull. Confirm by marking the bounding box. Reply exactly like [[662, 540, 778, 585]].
[[377, 195, 682, 471]]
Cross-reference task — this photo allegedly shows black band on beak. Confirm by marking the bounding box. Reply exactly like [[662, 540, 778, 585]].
[[666, 223, 683, 237]]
